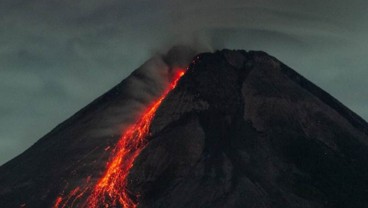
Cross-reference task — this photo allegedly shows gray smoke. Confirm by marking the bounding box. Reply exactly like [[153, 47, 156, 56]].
[[68, 45, 198, 141], [0, 0, 367, 165]]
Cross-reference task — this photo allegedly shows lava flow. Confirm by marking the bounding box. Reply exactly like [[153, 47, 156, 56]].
[[53, 69, 186, 208]]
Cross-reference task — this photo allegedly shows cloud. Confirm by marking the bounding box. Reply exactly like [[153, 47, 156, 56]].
[[0, 0, 367, 164]]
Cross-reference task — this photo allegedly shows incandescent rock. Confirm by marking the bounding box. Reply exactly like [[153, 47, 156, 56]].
[[128, 50, 368, 208], [1, 49, 368, 208]]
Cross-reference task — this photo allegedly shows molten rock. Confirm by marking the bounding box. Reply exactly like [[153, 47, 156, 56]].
[[128, 50, 368, 208], [1, 50, 368, 208]]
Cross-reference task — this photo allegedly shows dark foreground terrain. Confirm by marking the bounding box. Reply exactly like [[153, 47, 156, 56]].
[[1, 50, 368, 208]]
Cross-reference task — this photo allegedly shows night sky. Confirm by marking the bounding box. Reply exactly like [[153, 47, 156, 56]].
[[0, 0, 367, 165]]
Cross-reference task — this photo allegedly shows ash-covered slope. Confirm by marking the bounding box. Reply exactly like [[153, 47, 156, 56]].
[[0, 46, 194, 208], [1, 49, 368, 208], [127, 50, 368, 208]]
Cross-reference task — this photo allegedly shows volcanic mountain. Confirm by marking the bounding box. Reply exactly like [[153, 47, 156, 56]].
[[1, 50, 368, 208]]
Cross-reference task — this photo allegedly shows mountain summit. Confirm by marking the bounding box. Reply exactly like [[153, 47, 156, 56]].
[[1, 50, 368, 208]]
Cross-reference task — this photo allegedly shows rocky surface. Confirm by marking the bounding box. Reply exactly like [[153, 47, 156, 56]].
[[0, 55, 185, 208], [129, 50, 368, 208], [1, 50, 368, 208]]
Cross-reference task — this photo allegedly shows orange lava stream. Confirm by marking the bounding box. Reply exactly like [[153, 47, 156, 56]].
[[53, 69, 185, 208]]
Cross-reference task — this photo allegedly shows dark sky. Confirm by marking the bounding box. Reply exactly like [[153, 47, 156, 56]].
[[0, 0, 367, 165]]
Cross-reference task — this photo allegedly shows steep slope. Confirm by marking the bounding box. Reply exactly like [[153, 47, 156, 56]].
[[127, 50, 368, 208], [0, 52, 189, 208], [1, 49, 368, 208]]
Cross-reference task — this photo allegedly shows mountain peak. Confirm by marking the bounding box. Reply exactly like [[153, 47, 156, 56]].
[[1, 49, 367, 208], [131, 49, 368, 208]]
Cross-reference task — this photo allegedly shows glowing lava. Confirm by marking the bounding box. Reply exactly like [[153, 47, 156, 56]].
[[53, 69, 185, 208]]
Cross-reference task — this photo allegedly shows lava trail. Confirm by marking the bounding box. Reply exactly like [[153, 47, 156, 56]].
[[53, 69, 186, 208]]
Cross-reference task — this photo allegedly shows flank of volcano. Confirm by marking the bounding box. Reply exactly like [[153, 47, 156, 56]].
[[1, 50, 368, 208]]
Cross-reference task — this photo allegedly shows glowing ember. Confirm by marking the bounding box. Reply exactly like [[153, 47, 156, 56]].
[[53, 69, 186, 208]]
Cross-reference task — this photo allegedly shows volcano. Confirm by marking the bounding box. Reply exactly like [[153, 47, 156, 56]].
[[1, 50, 368, 208]]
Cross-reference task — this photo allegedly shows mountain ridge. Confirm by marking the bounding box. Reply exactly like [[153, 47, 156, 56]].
[[1, 49, 367, 208]]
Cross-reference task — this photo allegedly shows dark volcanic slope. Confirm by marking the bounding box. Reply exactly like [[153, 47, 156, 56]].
[[1, 50, 368, 208], [128, 50, 368, 208], [0, 56, 180, 208]]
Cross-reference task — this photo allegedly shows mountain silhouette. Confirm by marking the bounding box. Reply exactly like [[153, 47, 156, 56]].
[[1, 50, 367, 208]]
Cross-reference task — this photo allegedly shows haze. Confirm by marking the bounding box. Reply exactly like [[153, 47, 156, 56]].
[[0, 0, 367, 165]]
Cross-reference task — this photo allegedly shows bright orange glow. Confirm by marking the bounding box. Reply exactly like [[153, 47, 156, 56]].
[[53, 69, 186, 208], [53, 197, 62, 208]]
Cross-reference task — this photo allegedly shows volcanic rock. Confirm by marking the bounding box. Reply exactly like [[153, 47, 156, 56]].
[[128, 50, 368, 208], [1, 50, 368, 208]]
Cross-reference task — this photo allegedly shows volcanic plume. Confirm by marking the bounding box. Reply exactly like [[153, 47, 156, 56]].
[[1, 50, 368, 208]]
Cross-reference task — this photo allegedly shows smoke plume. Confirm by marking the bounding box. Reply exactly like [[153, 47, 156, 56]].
[[89, 46, 197, 139], [0, 0, 367, 164]]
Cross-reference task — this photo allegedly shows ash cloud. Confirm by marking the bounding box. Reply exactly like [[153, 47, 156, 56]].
[[61, 45, 198, 142], [0, 0, 368, 164]]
